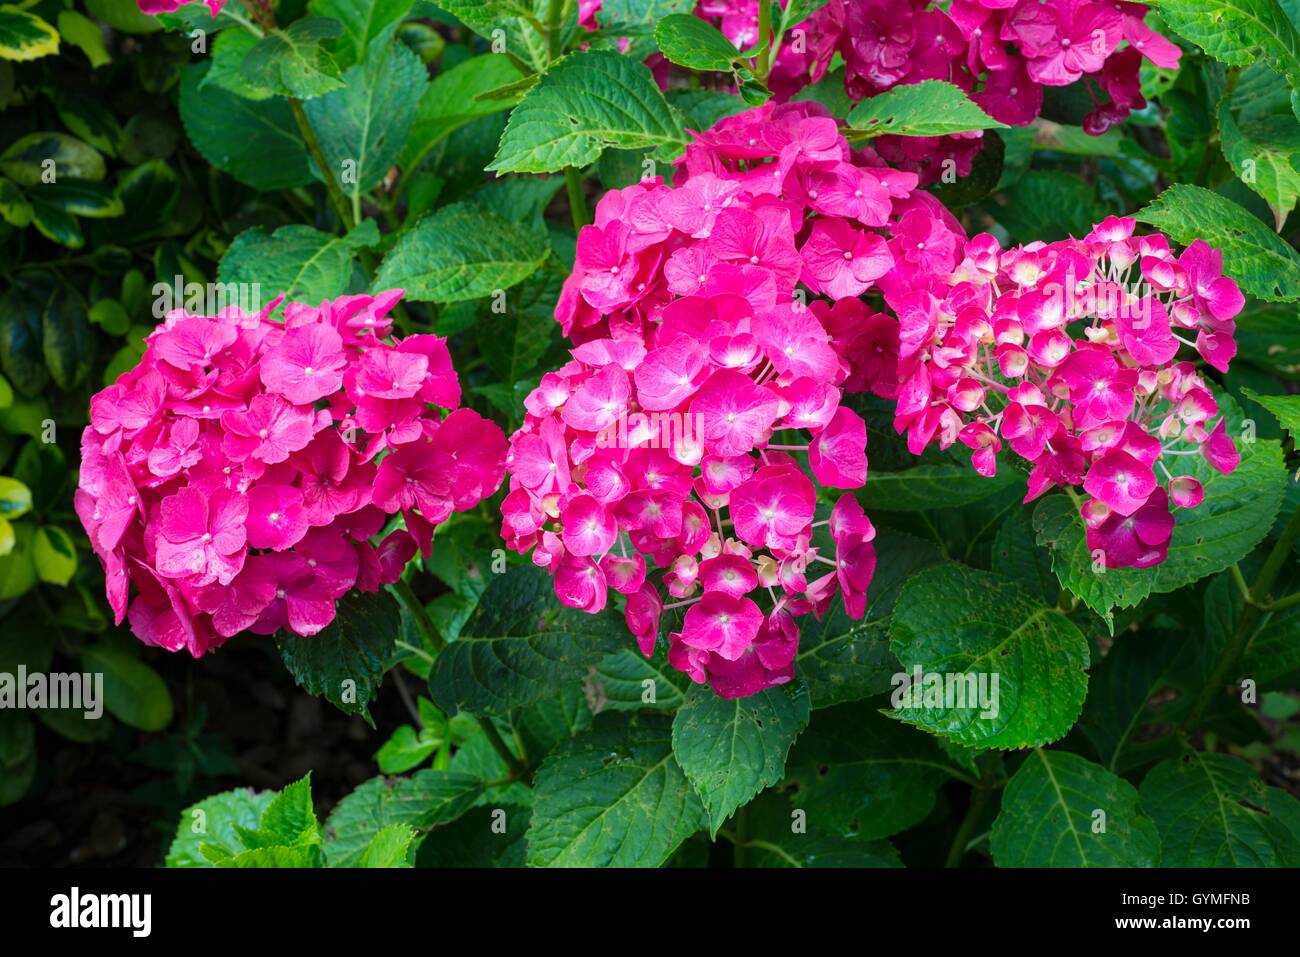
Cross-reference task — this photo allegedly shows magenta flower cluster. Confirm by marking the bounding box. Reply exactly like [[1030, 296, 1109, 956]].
[[77, 292, 507, 657], [503, 101, 968, 698], [699, 0, 1181, 182], [884, 216, 1244, 568]]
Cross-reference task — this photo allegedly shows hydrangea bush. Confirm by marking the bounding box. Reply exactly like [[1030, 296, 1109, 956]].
[[3, 0, 1299, 873]]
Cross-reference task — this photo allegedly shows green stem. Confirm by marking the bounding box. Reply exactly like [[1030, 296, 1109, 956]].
[[756, 0, 773, 79], [1264, 589, 1300, 614], [476, 715, 529, 780], [1230, 563, 1252, 605], [288, 98, 355, 232], [546, 0, 564, 62], [945, 781, 996, 868], [733, 803, 752, 868], [1181, 506, 1300, 734], [564, 166, 590, 233], [387, 579, 445, 653]]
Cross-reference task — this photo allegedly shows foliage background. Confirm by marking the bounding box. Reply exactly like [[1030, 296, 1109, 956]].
[[0, 0, 1299, 867]]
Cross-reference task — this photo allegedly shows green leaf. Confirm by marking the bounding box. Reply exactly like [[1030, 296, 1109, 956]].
[[309, 0, 414, 69], [489, 50, 687, 174], [80, 644, 174, 731], [168, 789, 276, 867], [1077, 630, 1188, 772], [1218, 106, 1300, 231], [242, 17, 346, 99], [57, 10, 109, 68], [1140, 750, 1300, 866], [1152, 0, 1300, 97], [37, 179, 123, 218], [399, 53, 522, 172], [179, 62, 314, 192], [0, 282, 48, 396], [0, 520, 37, 600], [304, 33, 426, 201], [1240, 386, 1300, 441], [240, 773, 321, 849], [0, 476, 32, 519], [30, 198, 83, 248], [0, 711, 36, 806], [671, 684, 810, 837], [323, 769, 484, 867], [654, 14, 744, 71], [1136, 184, 1300, 301], [427, 564, 627, 716], [202, 27, 275, 101], [991, 169, 1101, 244], [783, 701, 955, 840], [219, 219, 379, 304], [860, 460, 1019, 511], [588, 646, 690, 711], [526, 712, 707, 867], [358, 823, 417, 867], [221, 845, 322, 867], [376, 724, 442, 774], [991, 506, 1058, 605], [32, 526, 76, 586], [415, 805, 531, 867], [375, 201, 549, 303], [740, 790, 903, 867], [847, 80, 1006, 137], [0, 177, 30, 227], [889, 564, 1091, 749], [0, 132, 104, 185], [0, 6, 59, 62], [84, 0, 163, 34], [795, 528, 942, 708], [437, 0, 568, 73], [276, 588, 400, 722], [991, 749, 1162, 866], [1033, 437, 1287, 628], [42, 287, 93, 390]]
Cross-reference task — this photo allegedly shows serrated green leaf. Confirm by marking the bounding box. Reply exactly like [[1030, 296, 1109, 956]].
[[219, 219, 379, 304], [784, 701, 954, 840], [1241, 386, 1300, 441], [399, 53, 523, 172], [795, 528, 942, 707], [889, 564, 1091, 749], [526, 712, 707, 867], [166, 788, 275, 867], [358, 822, 417, 866], [241, 17, 346, 99], [671, 684, 810, 837], [847, 79, 1006, 137], [376, 723, 442, 774], [1137, 184, 1300, 301], [375, 201, 549, 303], [427, 564, 627, 715], [742, 789, 903, 867], [323, 769, 484, 866], [1218, 106, 1300, 231], [489, 50, 687, 173], [304, 32, 426, 200], [655, 14, 744, 71], [179, 62, 314, 192], [991, 749, 1161, 866], [588, 646, 690, 711], [276, 588, 399, 722], [1140, 750, 1300, 865], [309, 0, 414, 69]]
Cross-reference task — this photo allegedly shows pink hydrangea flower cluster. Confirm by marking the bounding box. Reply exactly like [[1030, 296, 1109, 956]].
[[76, 291, 507, 657], [883, 216, 1244, 568], [503, 101, 968, 698], [698, 0, 1182, 183]]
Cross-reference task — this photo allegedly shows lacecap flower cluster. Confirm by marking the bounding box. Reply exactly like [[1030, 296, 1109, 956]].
[[701, 0, 1181, 182], [503, 101, 968, 698], [77, 291, 507, 657], [884, 216, 1244, 568]]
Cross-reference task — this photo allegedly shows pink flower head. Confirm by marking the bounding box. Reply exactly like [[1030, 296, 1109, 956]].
[[79, 290, 505, 650], [681, 592, 764, 660], [1085, 487, 1174, 569]]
